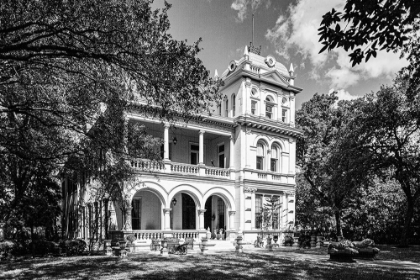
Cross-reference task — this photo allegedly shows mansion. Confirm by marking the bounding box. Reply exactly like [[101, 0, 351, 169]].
[[62, 45, 302, 244]]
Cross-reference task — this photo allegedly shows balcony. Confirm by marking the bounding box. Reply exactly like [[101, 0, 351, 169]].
[[131, 159, 232, 179], [243, 168, 295, 185]]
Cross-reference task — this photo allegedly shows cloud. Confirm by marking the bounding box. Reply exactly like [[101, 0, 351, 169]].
[[265, 0, 409, 89], [231, 0, 270, 22], [330, 89, 359, 101]]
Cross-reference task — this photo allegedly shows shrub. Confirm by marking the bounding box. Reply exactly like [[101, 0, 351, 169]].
[[60, 239, 86, 255], [30, 240, 60, 256], [0, 240, 16, 259], [126, 234, 136, 244]]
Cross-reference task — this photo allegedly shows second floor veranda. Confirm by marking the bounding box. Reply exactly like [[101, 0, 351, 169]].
[[128, 113, 235, 179]]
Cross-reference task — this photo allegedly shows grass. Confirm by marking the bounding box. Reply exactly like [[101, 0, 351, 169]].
[[1, 246, 419, 280]]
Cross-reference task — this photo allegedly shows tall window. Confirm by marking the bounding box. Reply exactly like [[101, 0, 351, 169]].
[[218, 144, 225, 168], [132, 199, 141, 230], [231, 94, 236, 117], [265, 96, 274, 119], [251, 101, 257, 115], [225, 99, 229, 117], [190, 144, 199, 164], [266, 105, 273, 118], [218, 103, 222, 116], [256, 143, 264, 170], [271, 146, 279, 172], [282, 109, 288, 122], [255, 195, 263, 229]]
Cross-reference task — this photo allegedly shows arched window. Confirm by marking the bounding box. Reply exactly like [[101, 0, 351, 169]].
[[256, 142, 264, 170], [270, 145, 280, 172], [231, 93, 236, 117], [217, 102, 221, 116], [225, 99, 229, 117]]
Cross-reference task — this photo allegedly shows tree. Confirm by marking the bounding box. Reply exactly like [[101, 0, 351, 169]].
[[318, 0, 419, 66], [0, 0, 221, 236], [349, 77, 420, 246], [318, 1, 420, 96], [296, 92, 372, 236]]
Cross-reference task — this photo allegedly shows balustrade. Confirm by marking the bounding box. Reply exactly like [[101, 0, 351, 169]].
[[131, 159, 164, 171], [205, 166, 230, 177], [171, 163, 199, 174]]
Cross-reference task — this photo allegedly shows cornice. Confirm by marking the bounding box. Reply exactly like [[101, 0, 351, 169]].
[[236, 115, 303, 138], [222, 64, 302, 94]]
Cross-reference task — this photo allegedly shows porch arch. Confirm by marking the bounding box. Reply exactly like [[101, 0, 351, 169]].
[[127, 181, 168, 207], [203, 187, 235, 211], [167, 184, 203, 209]]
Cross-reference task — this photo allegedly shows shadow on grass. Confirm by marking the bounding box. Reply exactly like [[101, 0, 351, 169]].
[[1, 251, 419, 280]]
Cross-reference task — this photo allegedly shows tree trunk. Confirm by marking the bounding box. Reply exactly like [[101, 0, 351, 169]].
[[399, 200, 414, 247], [334, 210, 343, 238]]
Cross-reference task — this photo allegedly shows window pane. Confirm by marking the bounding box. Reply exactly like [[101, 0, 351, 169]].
[[218, 145, 224, 153], [266, 105, 273, 118], [251, 101, 257, 115], [282, 109, 287, 122], [271, 159, 277, 172], [257, 144, 264, 156], [256, 156, 263, 170], [271, 147, 278, 158], [255, 195, 262, 229]]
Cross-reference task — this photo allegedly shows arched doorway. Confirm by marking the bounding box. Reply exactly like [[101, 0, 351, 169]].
[[131, 190, 162, 230], [171, 193, 197, 230], [204, 195, 226, 233]]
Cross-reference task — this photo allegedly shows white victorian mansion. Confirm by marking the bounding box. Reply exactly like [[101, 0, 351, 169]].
[[62, 44, 302, 245]]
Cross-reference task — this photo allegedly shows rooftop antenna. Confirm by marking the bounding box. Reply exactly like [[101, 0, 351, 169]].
[[249, 13, 261, 55], [252, 13, 254, 46]]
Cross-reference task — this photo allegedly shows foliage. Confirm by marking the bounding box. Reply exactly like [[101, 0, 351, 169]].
[[347, 78, 420, 246], [0, 0, 221, 235], [318, 0, 419, 66], [295, 173, 333, 228], [126, 234, 137, 244], [60, 239, 86, 256], [296, 92, 372, 236]]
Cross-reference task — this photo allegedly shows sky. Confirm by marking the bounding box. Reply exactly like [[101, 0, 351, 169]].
[[151, 0, 409, 109]]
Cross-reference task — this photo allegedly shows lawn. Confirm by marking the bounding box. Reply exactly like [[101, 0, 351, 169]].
[[1, 246, 419, 280]]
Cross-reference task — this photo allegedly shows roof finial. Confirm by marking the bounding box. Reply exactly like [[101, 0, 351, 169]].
[[214, 69, 219, 78], [289, 63, 294, 74], [244, 45, 249, 56]]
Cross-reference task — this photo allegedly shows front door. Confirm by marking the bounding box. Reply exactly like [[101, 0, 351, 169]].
[[182, 194, 196, 229]]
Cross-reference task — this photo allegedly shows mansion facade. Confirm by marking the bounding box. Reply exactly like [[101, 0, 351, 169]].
[[62, 45, 302, 244]]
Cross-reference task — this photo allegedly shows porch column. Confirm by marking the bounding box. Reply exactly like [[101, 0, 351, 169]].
[[163, 123, 170, 160], [163, 208, 172, 230], [199, 130, 205, 164], [198, 209, 207, 230], [229, 211, 236, 230], [124, 203, 133, 231], [251, 191, 256, 229], [230, 135, 235, 168], [282, 193, 288, 228]]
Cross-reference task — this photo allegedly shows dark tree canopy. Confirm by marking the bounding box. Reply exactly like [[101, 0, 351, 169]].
[[0, 0, 221, 234], [318, 0, 419, 66]]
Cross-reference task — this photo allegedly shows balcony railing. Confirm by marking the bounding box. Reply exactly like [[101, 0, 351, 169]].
[[205, 166, 230, 177], [171, 163, 199, 175], [110, 230, 201, 241], [131, 159, 164, 171], [244, 169, 295, 184]]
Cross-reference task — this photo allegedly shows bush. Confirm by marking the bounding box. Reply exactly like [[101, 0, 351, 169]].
[[30, 240, 60, 256], [0, 240, 16, 259], [60, 239, 86, 255], [126, 234, 136, 244]]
